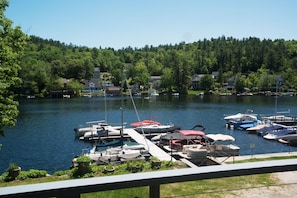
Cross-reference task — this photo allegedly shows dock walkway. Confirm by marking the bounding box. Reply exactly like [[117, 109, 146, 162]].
[[217, 151, 297, 164], [125, 128, 175, 161]]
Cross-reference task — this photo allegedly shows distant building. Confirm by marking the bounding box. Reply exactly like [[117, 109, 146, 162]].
[[190, 73, 217, 90], [93, 67, 100, 78], [149, 76, 161, 83], [102, 81, 114, 88], [225, 76, 235, 91], [211, 71, 219, 79], [82, 67, 101, 92], [191, 74, 205, 90], [150, 76, 161, 90], [107, 86, 121, 96], [83, 78, 101, 92]]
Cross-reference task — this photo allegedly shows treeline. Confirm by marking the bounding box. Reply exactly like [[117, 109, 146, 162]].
[[19, 35, 297, 96]]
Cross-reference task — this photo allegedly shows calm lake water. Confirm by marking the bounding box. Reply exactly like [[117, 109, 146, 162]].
[[1, 94, 297, 174]]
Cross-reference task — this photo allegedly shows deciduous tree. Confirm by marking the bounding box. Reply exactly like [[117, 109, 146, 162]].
[[0, 0, 27, 135]]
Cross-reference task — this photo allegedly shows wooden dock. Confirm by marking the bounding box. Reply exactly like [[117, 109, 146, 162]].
[[125, 128, 176, 162]]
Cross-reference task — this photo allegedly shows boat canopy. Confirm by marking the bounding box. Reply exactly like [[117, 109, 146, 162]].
[[224, 113, 257, 121], [130, 120, 161, 127], [205, 134, 235, 142], [179, 130, 205, 136], [160, 131, 203, 140]]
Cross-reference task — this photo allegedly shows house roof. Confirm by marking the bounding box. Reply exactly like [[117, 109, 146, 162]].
[[107, 86, 121, 91]]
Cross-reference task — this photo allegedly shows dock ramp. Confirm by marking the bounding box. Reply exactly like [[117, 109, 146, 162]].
[[125, 128, 175, 162]]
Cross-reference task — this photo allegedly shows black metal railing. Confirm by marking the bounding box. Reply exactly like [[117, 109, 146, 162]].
[[1, 159, 297, 198]]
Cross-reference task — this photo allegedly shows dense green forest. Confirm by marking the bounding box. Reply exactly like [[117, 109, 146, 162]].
[[19, 35, 297, 96]]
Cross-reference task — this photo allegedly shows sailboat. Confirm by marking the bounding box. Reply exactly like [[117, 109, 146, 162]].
[[74, 120, 122, 138], [74, 79, 124, 139], [261, 77, 297, 126]]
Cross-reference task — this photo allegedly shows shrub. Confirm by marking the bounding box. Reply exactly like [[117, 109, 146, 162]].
[[16, 171, 29, 180], [26, 169, 47, 178], [126, 160, 144, 173], [53, 170, 72, 177], [72, 156, 93, 178], [75, 156, 91, 163], [163, 160, 176, 167]]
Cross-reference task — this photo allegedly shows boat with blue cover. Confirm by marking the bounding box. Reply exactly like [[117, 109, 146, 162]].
[[263, 128, 297, 140], [224, 109, 259, 129], [257, 124, 286, 136]]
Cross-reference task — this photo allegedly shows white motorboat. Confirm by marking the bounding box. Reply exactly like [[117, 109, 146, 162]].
[[84, 143, 149, 164], [204, 134, 240, 157], [261, 115, 297, 126], [74, 120, 123, 138], [80, 126, 127, 141], [135, 124, 180, 134], [278, 134, 297, 146], [224, 109, 259, 129], [177, 133, 239, 158], [263, 128, 296, 140]]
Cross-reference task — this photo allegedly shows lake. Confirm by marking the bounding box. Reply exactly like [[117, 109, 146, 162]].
[[1, 94, 297, 174]]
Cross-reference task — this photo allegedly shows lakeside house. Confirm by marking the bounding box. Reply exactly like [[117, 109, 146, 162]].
[[190, 71, 218, 90], [82, 67, 101, 93]]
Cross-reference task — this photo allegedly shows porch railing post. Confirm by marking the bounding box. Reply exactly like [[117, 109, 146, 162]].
[[149, 183, 160, 198]]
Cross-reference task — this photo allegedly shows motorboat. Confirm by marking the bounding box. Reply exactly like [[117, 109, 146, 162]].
[[158, 125, 206, 152], [278, 134, 297, 146], [263, 128, 297, 140], [224, 110, 259, 129], [261, 115, 297, 126], [246, 119, 273, 134], [238, 120, 261, 130], [135, 124, 180, 134], [256, 124, 286, 136], [84, 144, 149, 165], [204, 134, 240, 157], [179, 133, 239, 160]]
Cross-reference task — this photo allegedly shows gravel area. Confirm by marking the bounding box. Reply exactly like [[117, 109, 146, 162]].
[[222, 171, 297, 198]]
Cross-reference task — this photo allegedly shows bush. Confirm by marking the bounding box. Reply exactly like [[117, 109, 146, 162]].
[[163, 160, 176, 167], [72, 156, 93, 178], [0, 172, 9, 182], [53, 169, 72, 177], [75, 156, 91, 163], [126, 160, 144, 173], [26, 169, 47, 178]]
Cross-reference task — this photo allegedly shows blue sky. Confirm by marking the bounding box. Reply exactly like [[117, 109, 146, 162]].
[[5, 0, 297, 49]]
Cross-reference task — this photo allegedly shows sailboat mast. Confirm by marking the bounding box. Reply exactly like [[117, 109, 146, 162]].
[[120, 68, 125, 146], [104, 74, 107, 123], [275, 76, 282, 115], [275, 80, 278, 115]]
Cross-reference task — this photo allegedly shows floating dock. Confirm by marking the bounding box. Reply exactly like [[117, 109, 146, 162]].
[[125, 128, 176, 162]]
